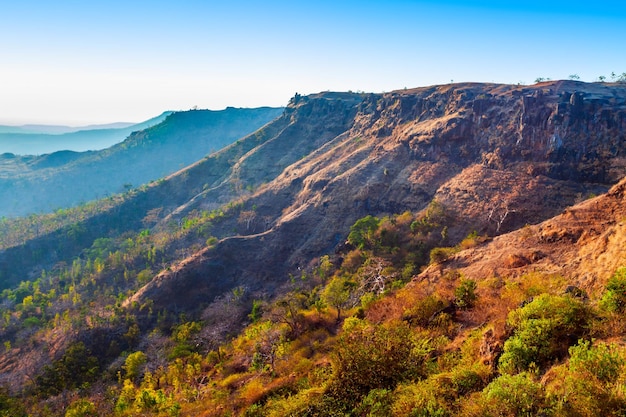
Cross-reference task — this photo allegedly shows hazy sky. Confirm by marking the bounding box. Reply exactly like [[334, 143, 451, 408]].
[[1, 0, 625, 125]]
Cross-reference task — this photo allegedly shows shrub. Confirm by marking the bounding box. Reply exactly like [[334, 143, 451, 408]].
[[458, 231, 486, 250], [392, 380, 450, 417], [429, 247, 458, 265], [599, 267, 626, 313], [568, 340, 624, 383], [36, 342, 100, 396], [402, 295, 448, 328], [124, 351, 147, 381], [64, 399, 96, 417], [498, 294, 590, 374], [353, 388, 394, 417], [461, 372, 546, 417], [454, 279, 477, 309], [326, 318, 433, 411], [0, 387, 27, 417], [545, 340, 626, 415]]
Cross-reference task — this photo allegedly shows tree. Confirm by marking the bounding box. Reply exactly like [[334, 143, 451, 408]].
[[315, 255, 334, 281], [454, 279, 478, 309], [251, 324, 285, 374], [321, 276, 354, 321], [65, 399, 96, 417], [238, 210, 256, 232], [327, 319, 432, 411], [348, 215, 380, 249], [269, 293, 307, 337], [36, 342, 100, 396], [124, 351, 147, 381]]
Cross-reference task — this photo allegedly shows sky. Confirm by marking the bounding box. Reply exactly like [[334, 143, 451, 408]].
[[1, 0, 625, 126]]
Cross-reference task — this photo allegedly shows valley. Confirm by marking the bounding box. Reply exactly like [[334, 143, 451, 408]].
[[0, 80, 626, 416]]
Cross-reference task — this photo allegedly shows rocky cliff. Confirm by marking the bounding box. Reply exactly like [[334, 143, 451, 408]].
[[129, 81, 626, 313]]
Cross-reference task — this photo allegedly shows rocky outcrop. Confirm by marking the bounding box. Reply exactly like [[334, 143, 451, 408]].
[[417, 175, 626, 292]]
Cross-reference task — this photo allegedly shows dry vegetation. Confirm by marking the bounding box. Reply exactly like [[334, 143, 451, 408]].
[[1, 81, 626, 415]]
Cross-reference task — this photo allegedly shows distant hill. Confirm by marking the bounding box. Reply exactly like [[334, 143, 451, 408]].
[[0, 121, 136, 135], [0, 107, 283, 217], [0, 112, 172, 155]]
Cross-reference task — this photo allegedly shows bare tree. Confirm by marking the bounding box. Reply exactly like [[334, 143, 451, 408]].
[[238, 210, 256, 232], [487, 204, 516, 233]]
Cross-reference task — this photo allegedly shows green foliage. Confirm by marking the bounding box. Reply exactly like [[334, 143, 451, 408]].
[[321, 276, 355, 321], [402, 295, 448, 328], [116, 377, 181, 416], [169, 321, 202, 359], [546, 340, 626, 415], [392, 380, 450, 417], [354, 388, 394, 417], [599, 267, 626, 313], [410, 200, 446, 234], [348, 215, 381, 249], [315, 255, 334, 281], [36, 342, 100, 396], [326, 318, 433, 411], [499, 294, 591, 374], [64, 399, 96, 417], [464, 372, 546, 417], [454, 279, 477, 309], [0, 387, 27, 417], [568, 339, 624, 383], [124, 351, 147, 381], [248, 299, 263, 323], [429, 247, 458, 265]]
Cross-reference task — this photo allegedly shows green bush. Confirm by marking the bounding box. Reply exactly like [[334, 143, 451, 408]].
[[124, 351, 147, 381], [599, 267, 626, 313], [392, 380, 450, 417], [36, 342, 100, 396], [454, 279, 477, 309], [402, 295, 447, 328], [65, 399, 96, 417], [0, 387, 27, 417], [326, 318, 433, 411], [348, 215, 381, 249], [498, 294, 590, 374], [429, 247, 458, 265], [569, 339, 624, 383], [546, 340, 626, 416], [354, 388, 394, 417], [461, 372, 546, 417]]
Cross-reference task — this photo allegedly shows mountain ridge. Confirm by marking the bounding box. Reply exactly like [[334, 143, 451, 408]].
[[0, 111, 173, 154], [0, 107, 283, 217], [123, 80, 626, 314], [1, 81, 626, 415]]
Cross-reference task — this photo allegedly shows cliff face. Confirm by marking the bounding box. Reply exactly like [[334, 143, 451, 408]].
[[129, 81, 626, 313], [354, 81, 626, 182]]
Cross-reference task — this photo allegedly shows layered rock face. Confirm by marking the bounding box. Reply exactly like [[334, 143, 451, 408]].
[[131, 81, 626, 313]]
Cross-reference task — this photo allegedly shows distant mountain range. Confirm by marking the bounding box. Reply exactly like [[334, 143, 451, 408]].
[[0, 107, 283, 217], [0, 112, 173, 155]]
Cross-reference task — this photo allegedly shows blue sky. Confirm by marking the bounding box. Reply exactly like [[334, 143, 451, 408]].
[[1, 1, 625, 125]]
